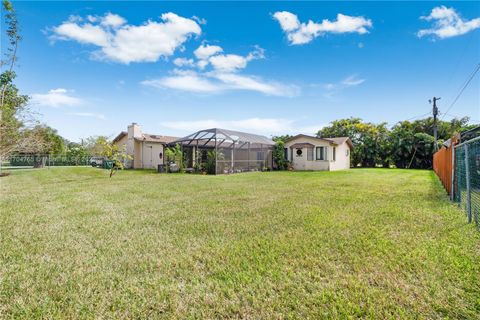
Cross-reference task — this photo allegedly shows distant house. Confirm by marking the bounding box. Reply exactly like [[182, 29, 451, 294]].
[[284, 134, 353, 171], [112, 123, 178, 169]]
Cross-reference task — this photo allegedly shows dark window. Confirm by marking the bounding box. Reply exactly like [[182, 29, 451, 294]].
[[159, 152, 163, 159], [284, 148, 288, 160], [257, 152, 264, 160], [316, 147, 325, 160], [333, 147, 336, 161], [296, 149, 303, 156]]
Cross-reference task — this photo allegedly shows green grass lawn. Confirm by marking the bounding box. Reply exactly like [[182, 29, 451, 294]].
[[1, 167, 479, 319]]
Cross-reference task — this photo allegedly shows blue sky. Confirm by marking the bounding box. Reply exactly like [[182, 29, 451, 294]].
[[7, 1, 480, 141]]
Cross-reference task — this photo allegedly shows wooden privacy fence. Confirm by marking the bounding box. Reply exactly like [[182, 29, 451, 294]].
[[433, 145, 453, 195]]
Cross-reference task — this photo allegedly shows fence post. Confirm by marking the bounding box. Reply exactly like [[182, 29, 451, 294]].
[[465, 144, 472, 223], [450, 146, 455, 200]]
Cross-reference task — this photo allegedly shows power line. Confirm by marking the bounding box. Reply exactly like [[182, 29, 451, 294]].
[[441, 62, 480, 120], [405, 111, 431, 121], [444, 32, 476, 97]]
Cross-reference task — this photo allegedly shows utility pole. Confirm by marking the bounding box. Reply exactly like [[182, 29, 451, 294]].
[[430, 97, 440, 151]]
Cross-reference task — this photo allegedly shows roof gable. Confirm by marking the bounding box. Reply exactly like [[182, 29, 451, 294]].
[[112, 131, 127, 143], [112, 131, 179, 144], [285, 134, 353, 149]]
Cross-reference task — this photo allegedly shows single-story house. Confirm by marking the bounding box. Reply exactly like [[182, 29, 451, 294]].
[[284, 134, 353, 171], [112, 123, 178, 169]]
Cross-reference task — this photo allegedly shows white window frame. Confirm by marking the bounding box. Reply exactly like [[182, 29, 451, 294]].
[[307, 148, 313, 161]]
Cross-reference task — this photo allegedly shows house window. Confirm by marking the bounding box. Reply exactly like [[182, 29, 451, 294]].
[[307, 148, 313, 161], [296, 149, 303, 156], [333, 147, 336, 161], [346, 149, 350, 156], [257, 152, 264, 160], [316, 147, 325, 160], [284, 148, 288, 161]]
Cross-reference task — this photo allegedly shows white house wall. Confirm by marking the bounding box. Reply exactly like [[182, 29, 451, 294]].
[[141, 142, 164, 169], [329, 143, 351, 171], [284, 136, 350, 171], [113, 135, 133, 169], [113, 135, 165, 169]]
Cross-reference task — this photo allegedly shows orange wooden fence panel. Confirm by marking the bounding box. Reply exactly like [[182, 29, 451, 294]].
[[433, 146, 452, 195]]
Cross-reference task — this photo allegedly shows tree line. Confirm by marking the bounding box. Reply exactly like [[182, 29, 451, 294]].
[[0, 0, 108, 164], [274, 117, 477, 169]]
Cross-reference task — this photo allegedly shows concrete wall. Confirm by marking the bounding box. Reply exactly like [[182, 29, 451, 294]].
[[284, 136, 350, 171]]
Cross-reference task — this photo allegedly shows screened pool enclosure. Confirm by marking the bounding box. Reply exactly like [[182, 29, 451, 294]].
[[169, 128, 275, 174]]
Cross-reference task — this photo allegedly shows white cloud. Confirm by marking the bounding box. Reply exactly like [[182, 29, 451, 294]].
[[194, 44, 223, 60], [273, 11, 300, 32], [173, 57, 195, 67], [341, 75, 365, 86], [208, 54, 249, 72], [69, 112, 105, 120], [192, 16, 207, 25], [53, 22, 109, 46], [208, 46, 264, 72], [322, 74, 365, 98], [417, 6, 480, 39], [31, 88, 83, 107], [161, 118, 294, 135], [197, 60, 209, 69], [212, 73, 298, 97], [86, 15, 97, 23], [273, 11, 372, 45], [142, 70, 220, 94], [51, 12, 202, 64], [100, 13, 126, 28], [185, 44, 264, 72], [142, 69, 298, 97], [160, 118, 325, 136], [142, 43, 287, 96]]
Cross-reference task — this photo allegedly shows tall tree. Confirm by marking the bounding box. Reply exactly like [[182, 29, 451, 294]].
[[317, 118, 385, 167], [83, 135, 108, 155], [273, 139, 288, 170], [0, 0, 37, 162], [27, 125, 66, 154], [0, 0, 20, 107]]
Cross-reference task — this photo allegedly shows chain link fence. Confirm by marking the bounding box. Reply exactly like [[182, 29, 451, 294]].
[[453, 136, 480, 229], [1, 155, 92, 170]]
